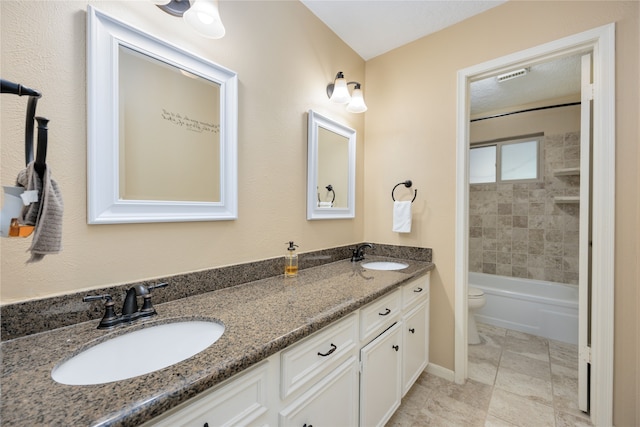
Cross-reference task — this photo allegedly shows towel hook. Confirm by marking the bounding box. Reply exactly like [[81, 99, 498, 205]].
[[0, 79, 47, 175], [392, 180, 417, 203]]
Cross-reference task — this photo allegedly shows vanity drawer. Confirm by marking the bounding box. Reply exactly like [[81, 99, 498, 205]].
[[147, 359, 270, 427], [401, 272, 430, 310], [359, 288, 401, 342], [280, 313, 358, 400]]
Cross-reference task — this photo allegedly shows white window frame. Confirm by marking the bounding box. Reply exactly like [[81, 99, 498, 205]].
[[470, 135, 543, 184]]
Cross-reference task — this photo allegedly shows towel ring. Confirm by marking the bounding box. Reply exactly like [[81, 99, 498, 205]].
[[392, 180, 417, 203], [318, 184, 336, 204]]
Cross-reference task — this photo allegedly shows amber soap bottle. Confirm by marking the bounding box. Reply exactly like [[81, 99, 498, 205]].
[[285, 241, 299, 277]]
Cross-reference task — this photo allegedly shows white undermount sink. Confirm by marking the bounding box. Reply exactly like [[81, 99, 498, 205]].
[[51, 320, 225, 385], [361, 261, 409, 271]]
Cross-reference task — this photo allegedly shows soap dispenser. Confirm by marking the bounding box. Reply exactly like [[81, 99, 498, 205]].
[[285, 241, 299, 277]]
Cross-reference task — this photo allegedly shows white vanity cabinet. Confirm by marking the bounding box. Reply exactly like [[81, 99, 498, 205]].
[[146, 271, 431, 427], [280, 313, 358, 400], [278, 356, 359, 426], [146, 358, 273, 427], [357, 273, 431, 427], [402, 302, 429, 395], [359, 289, 401, 343], [359, 321, 403, 427], [278, 313, 359, 426], [400, 274, 430, 396]]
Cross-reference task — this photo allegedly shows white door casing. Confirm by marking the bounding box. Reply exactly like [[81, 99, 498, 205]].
[[454, 23, 615, 426]]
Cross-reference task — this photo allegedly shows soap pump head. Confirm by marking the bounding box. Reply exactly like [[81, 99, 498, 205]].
[[287, 241, 298, 251]]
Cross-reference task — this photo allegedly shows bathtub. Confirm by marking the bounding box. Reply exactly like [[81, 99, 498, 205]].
[[469, 272, 579, 344]]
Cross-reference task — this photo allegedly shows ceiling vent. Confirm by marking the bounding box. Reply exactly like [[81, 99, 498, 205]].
[[496, 68, 529, 82]]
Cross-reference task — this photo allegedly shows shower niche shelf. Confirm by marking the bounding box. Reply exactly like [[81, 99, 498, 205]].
[[554, 196, 580, 204], [553, 167, 580, 176]]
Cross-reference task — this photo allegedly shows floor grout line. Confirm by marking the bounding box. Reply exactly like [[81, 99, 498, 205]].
[[387, 322, 591, 427]]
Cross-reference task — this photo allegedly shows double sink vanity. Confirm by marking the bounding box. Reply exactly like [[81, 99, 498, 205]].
[[0, 8, 436, 426], [0, 253, 434, 426]]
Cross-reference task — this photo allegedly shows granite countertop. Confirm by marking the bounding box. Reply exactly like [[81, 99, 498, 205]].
[[0, 257, 434, 426]]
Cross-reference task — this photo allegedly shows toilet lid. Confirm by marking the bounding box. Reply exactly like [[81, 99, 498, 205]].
[[469, 286, 484, 297]]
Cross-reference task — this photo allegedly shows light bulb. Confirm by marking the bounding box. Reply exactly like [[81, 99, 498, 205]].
[[329, 76, 351, 104], [346, 86, 367, 113], [184, 0, 226, 39]]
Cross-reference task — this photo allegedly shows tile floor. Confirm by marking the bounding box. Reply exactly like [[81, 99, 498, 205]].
[[387, 323, 593, 427]]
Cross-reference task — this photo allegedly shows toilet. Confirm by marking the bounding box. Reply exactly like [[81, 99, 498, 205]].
[[468, 286, 486, 345]]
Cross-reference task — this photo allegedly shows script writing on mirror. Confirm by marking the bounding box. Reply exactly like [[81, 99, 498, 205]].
[[161, 109, 219, 134]]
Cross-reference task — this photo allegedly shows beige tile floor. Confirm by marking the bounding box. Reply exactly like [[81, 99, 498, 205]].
[[387, 323, 593, 427]]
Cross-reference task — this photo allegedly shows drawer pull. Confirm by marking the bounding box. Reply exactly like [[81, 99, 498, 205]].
[[304, 424, 313, 427], [413, 287, 423, 293], [409, 328, 415, 334], [317, 343, 337, 357], [378, 308, 391, 316], [204, 424, 209, 427], [392, 345, 399, 352]]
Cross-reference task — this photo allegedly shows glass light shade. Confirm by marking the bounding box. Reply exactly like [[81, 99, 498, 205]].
[[346, 87, 367, 113], [183, 0, 226, 39], [330, 77, 351, 104]]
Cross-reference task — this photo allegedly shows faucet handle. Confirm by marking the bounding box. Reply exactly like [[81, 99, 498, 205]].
[[139, 282, 168, 317], [82, 294, 112, 303], [148, 282, 168, 291], [83, 294, 120, 329]]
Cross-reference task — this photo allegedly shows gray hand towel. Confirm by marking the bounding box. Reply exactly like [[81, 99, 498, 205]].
[[15, 162, 64, 262]]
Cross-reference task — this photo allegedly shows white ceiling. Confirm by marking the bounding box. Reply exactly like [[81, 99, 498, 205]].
[[300, 0, 582, 115], [470, 54, 582, 116], [300, 0, 507, 61]]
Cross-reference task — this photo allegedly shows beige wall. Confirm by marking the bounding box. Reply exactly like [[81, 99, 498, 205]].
[[2, 0, 638, 424], [364, 1, 638, 425], [0, 0, 365, 302]]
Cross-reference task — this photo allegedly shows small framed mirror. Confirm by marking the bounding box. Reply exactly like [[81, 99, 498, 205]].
[[87, 6, 238, 224], [307, 110, 356, 220]]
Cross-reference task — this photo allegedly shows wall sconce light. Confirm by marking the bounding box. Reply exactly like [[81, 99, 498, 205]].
[[153, 0, 226, 39], [326, 71, 368, 113]]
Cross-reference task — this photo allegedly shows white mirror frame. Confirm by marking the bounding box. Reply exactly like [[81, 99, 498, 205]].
[[307, 110, 356, 220], [87, 6, 238, 224]]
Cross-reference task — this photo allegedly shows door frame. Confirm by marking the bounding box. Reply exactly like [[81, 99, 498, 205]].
[[454, 23, 615, 426]]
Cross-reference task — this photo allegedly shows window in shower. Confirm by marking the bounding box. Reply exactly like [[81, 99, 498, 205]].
[[469, 136, 542, 184]]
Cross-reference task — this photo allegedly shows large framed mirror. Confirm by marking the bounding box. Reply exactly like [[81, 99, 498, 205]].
[[87, 6, 238, 224], [307, 110, 356, 220]]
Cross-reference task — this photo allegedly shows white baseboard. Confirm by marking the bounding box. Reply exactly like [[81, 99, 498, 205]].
[[425, 363, 455, 382]]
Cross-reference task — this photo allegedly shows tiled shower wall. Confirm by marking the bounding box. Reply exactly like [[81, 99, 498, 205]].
[[469, 132, 580, 285]]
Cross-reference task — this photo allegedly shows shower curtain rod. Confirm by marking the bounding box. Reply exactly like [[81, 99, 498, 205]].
[[470, 102, 581, 122]]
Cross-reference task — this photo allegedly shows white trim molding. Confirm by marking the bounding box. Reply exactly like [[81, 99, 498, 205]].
[[455, 23, 615, 426], [425, 363, 455, 383], [87, 6, 238, 224]]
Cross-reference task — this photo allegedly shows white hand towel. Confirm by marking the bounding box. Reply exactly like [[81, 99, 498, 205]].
[[392, 201, 412, 233]]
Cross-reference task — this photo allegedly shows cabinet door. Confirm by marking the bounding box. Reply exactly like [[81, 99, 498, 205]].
[[359, 322, 402, 427], [279, 356, 359, 427], [402, 301, 429, 395]]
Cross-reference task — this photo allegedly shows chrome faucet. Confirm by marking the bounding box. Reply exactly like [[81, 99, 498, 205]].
[[351, 243, 373, 262], [84, 282, 168, 329]]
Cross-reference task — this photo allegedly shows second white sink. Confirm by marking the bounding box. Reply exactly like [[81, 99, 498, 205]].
[[51, 320, 224, 385], [361, 261, 409, 271]]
